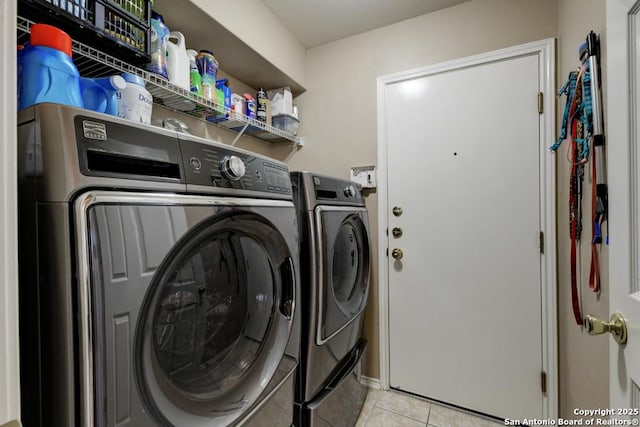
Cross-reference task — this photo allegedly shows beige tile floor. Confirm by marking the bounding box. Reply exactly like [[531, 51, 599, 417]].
[[355, 388, 503, 427]]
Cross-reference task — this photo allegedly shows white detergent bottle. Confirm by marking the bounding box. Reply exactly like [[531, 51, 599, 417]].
[[166, 32, 190, 90]]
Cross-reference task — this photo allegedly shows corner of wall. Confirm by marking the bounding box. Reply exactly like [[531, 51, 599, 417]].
[[555, 0, 609, 417]]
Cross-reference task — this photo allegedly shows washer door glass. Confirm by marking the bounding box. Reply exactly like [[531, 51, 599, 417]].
[[136, 211, 295, 422], [332, 222, 364, 309], [319, 210, 370, 341], [331, 215, 369, 316]]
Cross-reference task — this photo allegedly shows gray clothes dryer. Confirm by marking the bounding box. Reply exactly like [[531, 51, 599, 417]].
[[290, 172, 370, 427], [18, 104, 300, 427]]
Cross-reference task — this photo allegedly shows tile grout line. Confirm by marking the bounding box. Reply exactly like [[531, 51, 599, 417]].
[[364, 389, 501, 426], [366, 406, 426, 426], [372, 404, 431, 425], [359, 389, 381, 425]]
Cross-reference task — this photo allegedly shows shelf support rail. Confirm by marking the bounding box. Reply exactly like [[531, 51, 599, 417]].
[[231, 122, 250, 146]]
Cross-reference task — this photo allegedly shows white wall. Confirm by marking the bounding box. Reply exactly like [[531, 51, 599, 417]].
[[190, 0, 307, 87], [556, 0, 609, 416], [274, 0, 559, 381], [273, 0, 611, 417]]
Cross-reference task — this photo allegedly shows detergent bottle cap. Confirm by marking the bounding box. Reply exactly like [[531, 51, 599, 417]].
[[30, 23, 73, 57], [151, 11, 165, 23]]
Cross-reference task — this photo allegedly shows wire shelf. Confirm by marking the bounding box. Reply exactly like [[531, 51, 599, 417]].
[[17, 15, 302, 146]]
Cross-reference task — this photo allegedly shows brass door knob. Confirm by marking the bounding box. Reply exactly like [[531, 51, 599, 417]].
[[391, 248, 404, 260], [392, 227, 403, 238], [392, 206, 403, 217], [584, 313, 628, 344]]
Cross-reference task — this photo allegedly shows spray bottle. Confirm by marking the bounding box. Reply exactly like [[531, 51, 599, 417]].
[[187, 49, 202, 96]]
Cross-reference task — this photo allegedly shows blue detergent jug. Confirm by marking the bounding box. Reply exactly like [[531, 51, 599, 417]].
[[18, 24, 83, 111], [80, 75, 126, 116]]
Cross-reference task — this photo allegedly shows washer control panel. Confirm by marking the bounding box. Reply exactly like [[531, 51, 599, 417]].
[[180, 139, 292, 195], [220, 155, 246, 181]]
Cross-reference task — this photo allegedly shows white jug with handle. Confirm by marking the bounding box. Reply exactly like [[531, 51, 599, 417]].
[[166, 31, 190, 90]]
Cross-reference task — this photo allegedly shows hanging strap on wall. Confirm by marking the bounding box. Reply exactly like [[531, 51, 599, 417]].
[[564, 67, 586, 326], [589, 151, 601, 293], [585, 31, 607, 294], [552, 31, 607, 326], [550, 72, 577, 152]]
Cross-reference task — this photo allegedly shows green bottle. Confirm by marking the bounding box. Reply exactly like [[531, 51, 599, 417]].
[[187, 49, 202, 96]]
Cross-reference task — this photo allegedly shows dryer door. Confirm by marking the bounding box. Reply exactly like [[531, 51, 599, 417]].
[[79, 193, 297, 427], [315, 206, 370, 344]]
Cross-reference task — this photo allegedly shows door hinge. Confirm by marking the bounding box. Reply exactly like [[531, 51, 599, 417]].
[[538, 92, 544, 114], [541, 371, 547, 394], [539, 231, 544, 254]]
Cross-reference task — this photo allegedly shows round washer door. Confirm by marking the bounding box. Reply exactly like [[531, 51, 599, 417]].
[[318, 208, 370, 342], [135, 212, 295, 426]]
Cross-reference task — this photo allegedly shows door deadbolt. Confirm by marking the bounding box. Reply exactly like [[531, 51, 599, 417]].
[[392, 227, 403, 238], [392, 206, 403, 217], [584, 313, 628, 345], [391, 248, 404, 260]]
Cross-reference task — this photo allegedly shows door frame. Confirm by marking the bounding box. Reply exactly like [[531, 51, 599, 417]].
[[0, 0, 20, 424], [606, 0, 640, 409], [376, 38, 557, 418]]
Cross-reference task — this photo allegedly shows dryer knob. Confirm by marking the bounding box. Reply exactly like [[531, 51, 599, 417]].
[[220, 155, 246, 181], [344, 185, 355, 197]]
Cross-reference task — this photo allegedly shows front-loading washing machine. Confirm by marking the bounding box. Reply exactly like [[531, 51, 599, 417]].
[[18, 103, 300, 427], [290, 172, 370, 427]]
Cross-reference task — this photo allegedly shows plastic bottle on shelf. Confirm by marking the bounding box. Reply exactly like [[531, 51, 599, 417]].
[[244, 93, 257, 119], [80, 75, 126, 116], [166, 32, 190, 90], [196, 50, 218, 100], [186, 49, 202, 96], [116, 73, 153, 124], [147, 12, 169, 79], [18, 23, 83, 110], [256, 87, 267, 122], [231, 93, 244, 118]]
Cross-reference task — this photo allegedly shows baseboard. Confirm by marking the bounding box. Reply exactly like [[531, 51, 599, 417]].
[[359, 375, 381, 390]]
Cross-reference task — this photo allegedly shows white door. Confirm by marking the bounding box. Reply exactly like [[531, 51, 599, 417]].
[[605, 0, 640, 416], [378, 40, 556, 420]]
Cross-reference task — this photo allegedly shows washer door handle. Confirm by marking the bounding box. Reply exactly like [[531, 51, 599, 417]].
[[279, 257, 295, 319]]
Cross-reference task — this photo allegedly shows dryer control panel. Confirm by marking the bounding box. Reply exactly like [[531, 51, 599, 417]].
[[180, 138, 292, 196], [312, 174, 364, 205]]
